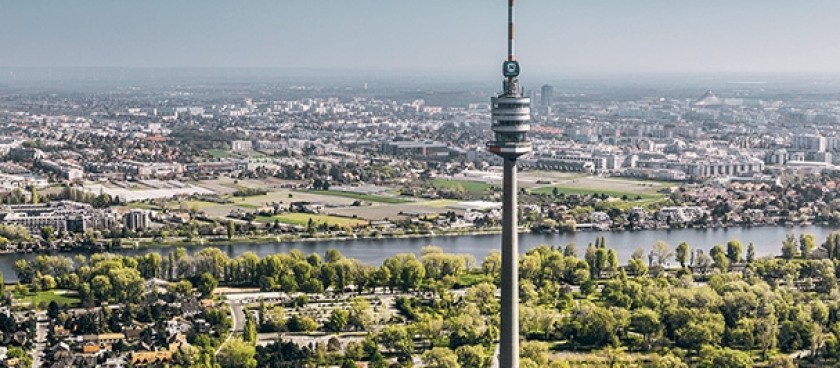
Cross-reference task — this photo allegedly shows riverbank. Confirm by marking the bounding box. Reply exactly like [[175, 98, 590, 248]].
[[0, 225, 836, 278]]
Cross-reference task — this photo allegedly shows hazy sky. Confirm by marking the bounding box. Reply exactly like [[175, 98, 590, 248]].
[[2, 0, 840, 75]]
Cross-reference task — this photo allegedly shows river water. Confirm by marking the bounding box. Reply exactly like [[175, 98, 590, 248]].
[[3, 225, 838, 282]]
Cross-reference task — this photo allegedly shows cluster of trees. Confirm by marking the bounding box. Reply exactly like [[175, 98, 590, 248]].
[[0, 224, 31, 243], [54, 186, 116, 208], [14, 254, 145, 305], [10, 246, 475, 306], [1, 187, 41, 205], [232, 187, 269, 197], [507, 233, 840, 367]]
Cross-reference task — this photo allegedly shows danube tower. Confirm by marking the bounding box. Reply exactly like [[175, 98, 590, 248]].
[[486, 0, 530, 367]]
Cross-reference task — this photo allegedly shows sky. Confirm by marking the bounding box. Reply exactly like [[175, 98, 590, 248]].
[[2, 0, 840, 76]]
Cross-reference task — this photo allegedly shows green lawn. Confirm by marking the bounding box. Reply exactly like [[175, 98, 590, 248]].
[[432, 179, 494, 195], [126, 202, 158, 210], [207, 149, 238, 159], [594, 198, 669, 212], [305, 190, 411, 204], [15, 290, 80, 308], [256, 213, 368, 227], [530, 185, 664, 200], [457, 272, 492, 287], [127, 199, 229, 211]]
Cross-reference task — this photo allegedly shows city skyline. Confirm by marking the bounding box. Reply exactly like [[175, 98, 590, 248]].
[[2, 0, 840, 75]]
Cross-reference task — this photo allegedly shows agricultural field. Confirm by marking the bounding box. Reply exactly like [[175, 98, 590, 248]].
[[306, 190, 411, 204]]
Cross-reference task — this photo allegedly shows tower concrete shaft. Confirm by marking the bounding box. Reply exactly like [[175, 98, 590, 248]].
[[499, 157, 519, 368], [487, 1, 529, 367]]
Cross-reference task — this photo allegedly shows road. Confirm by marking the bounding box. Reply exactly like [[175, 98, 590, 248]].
[[31, 312, 48, 368], [215, 301, 245, 356]]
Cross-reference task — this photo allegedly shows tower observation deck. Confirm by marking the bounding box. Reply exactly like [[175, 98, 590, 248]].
[[487, 0, 531, 159]]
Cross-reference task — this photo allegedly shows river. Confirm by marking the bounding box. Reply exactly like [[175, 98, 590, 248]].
[[3, 225, 838, 282]]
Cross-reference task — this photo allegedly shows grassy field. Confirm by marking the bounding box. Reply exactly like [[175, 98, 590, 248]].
[[256, 213, 368, 227], [305, 190, 411, 204], [432, 179, 495, 195], [15, 290, 80, 308], [412, 199, 459, 208], [530, 185, 664, 200]]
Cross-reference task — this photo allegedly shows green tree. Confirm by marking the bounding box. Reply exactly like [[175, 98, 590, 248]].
[[652, 241, 673, 267], [696, 345, 752, 368], [226, 220, 235, 240], [400, 258, 426, 291], [674, 313, 725, 353], [564, 242, 578, 258], [481, 251, 501, 281], [455, 345, 490, 368], [746, 242, 755, 263], [800, 233, 816, 259], [676, 242, 690, 268], [325, 309, 349, 332], [726, 240, 743, 263], [822, 231, 840, 260], [379, 325, 413, 358], [7, 347, 32, 368], [422, 347, 460, 368], [564, 302, 619, 347], [521, 341, 550, 366], [712, 247, 729, 273], [287, 315, 318, 333], [630, 308, 661, 350], [781, 234, 799, 259], [218, 338, 257, 368], [767, 356, 795, 368], [196, 272, 218, 298], [91, 274, 112, 301], [30, 186, 39, 204], [369, 351, 387, 368], [40, 226, 54, 242], [627, 257, 648, 277], [605, 249, 619, 277], [242, 316, 257, 345], [348, 297, 373, 331], [649, 354, 687, 368]]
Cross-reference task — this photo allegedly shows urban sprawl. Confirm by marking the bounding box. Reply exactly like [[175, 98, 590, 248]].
[[0, 80, 839, 367]]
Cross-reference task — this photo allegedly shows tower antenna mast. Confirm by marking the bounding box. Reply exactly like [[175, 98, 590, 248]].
[[508, 0, 515, 62]]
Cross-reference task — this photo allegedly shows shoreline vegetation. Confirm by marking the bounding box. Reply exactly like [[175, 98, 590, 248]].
[[0, 221, 831, 256]]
